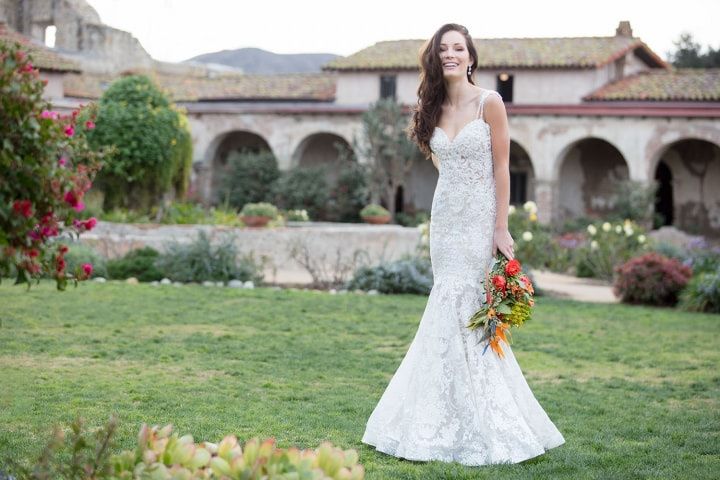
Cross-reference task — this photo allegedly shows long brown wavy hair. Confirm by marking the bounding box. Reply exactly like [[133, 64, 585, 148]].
[[407, 23, 479, 158]]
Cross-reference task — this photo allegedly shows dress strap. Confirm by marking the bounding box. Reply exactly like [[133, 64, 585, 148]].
[[476, 90, 502, 121]]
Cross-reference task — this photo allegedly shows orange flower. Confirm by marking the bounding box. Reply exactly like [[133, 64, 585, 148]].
[[489, 337, 505, 358]]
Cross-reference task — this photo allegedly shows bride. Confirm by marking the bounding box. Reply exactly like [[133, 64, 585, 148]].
[[360, 23, 566, 465]]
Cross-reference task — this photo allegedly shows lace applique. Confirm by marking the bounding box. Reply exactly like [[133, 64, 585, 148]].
[[361, 89, 565, 465]]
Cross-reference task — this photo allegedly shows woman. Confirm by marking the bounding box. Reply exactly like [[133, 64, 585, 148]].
[[361, 23, 566, 465]]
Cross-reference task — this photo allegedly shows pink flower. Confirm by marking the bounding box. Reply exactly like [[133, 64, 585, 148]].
[[73, 201, 85, 213], [64, 190, 80, 207], [58, 156, 67, 167], [84, 217, 97, 230], [82, 263, 93, 276], [12, 200, 33, 218], [22, 62, 33, 72], [85, 120, 95, 129], [64, 124, 74, 137], [41, 110, 59, 120]]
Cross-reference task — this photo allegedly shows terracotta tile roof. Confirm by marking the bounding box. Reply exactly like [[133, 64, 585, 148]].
[[323, 36, 668, 71], [584, 69, 720, 101], [63, 69, 336, 101], [0, 22, 81, 73]]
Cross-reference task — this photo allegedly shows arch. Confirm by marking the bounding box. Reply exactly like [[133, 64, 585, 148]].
[[205, 130, 274, 204], [290, 132, 354, 186], [509, 140, 536, 206], [556, 137, 630, 220], [650, 138, 720, 234]]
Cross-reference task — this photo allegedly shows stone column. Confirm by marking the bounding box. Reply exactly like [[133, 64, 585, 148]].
[[533, 178, 557, 225]]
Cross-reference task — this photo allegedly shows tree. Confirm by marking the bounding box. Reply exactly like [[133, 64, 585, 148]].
[[0, 42, 110, 289], [668, 33, 720, 68], [357, 99, 422, 219], [85, 75, 193, 211]]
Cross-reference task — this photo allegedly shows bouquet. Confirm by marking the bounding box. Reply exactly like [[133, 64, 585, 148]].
[[467, 255, 535, 358]]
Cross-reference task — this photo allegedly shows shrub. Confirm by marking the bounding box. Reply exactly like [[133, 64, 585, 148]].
[[158, 200, 208, 224], [326, 158, 370, 223], [359, 204, 390, 218], [610, 179, 657, 228], [217, 149, 280, 208], [346, 256, 433, 294], [395, 210, 430, 227], [574, 220, 648, 280], [679, 266, 720, 313], [155, 230, 266, 283], [0, 42, 109, 289], [4, 415, 365, 480], [61, 243, 108, 279], [272, 165, 330, 220], [285, 209, 310, 221], [613, 252, 692, 306], [107, 246, 163, 282], [681, 238, 720, 275], [240, 202, 278, 218], [85, 75, 192, 211]]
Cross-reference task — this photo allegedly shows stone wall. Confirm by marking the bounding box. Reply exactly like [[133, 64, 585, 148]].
[[80, 222, 422, 285]]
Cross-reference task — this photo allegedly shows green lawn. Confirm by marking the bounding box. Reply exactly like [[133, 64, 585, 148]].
[[0, 281, 718, 479]]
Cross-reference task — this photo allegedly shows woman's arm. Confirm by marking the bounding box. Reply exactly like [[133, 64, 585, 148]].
[[431, 153, 440, 171], [484, 93, 514, 259]]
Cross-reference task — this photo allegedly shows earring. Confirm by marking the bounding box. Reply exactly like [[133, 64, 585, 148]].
[[467, 65, 472, 75]]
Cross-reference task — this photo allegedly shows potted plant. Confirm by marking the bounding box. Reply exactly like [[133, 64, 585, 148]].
[[360, 204, 391, 224], [240, 202, 278, 227]]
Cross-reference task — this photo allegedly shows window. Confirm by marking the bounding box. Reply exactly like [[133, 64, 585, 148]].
[[44, 25, 57, 48], [380, 75, 396, 100], [496, 72, 513, 103]]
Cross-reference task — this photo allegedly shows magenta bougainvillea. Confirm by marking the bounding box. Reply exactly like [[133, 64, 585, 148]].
[[1, 41, 112, 290]]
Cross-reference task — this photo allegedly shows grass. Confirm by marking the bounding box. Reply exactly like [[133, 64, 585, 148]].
[[0, 280, 718, 479]]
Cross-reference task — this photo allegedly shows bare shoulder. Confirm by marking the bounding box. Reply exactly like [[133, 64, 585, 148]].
[[483, 90, 507, 119]]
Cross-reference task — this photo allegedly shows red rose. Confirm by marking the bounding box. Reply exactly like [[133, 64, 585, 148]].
[[82, 263, 93, 276], [492, 274, 507, 292], [84, 217, 97, 230], [505, 259, 521, 276]]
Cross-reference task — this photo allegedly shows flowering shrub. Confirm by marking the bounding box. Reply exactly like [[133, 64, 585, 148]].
[[0, 42, 110, 289], [575, 220, 648, 280], [85, 74, 192, 211], [613, 252, 692, 306], [509, 201, 572, 271], [5, 415, 365, 479], [679, 266, 720, 314]]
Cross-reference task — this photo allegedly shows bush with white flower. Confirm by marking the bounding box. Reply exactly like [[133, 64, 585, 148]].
[[575, 219, 649, 280]]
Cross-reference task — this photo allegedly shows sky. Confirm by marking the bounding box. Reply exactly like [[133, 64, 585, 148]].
[[84, 0, 719, 63]]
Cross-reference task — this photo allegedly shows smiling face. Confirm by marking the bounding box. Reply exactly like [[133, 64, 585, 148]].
[[438, 30, 472, 80]]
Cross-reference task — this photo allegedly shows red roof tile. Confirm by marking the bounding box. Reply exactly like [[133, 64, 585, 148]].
[[584, 69, 720, 101], [323, 36, 668, 71]]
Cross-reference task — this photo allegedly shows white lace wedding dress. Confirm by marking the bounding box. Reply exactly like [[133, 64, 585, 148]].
[[361, 89, 565, 465]]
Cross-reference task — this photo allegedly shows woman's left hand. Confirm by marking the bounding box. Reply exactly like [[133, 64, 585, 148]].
[[493, 227, 515, 259]]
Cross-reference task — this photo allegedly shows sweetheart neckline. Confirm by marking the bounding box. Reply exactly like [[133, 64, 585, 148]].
[[434, 118, 490, 144]]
